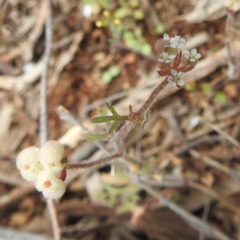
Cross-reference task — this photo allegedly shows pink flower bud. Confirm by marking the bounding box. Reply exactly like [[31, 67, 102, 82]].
[[154, 39, 165, 54]]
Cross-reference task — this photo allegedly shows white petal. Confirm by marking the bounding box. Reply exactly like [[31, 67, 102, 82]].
[[191, 48, 197, 54], [163, 33, 169, 41], [178, 72, 184, 77], [177, 80, 184, 86], [195, 53, 201, 59], [169, 54, 176, 60], [168, 76, 174, 82], [171, 69, 177, 76], [170, 43, 177, 48], [169, 81, 177, 87]]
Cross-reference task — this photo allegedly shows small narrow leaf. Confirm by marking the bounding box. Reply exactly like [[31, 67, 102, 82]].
[[109, 121, 120, 133], [91, 116, 115, 123], [106, 103, 118, 116], [83, 133, 109, 142]]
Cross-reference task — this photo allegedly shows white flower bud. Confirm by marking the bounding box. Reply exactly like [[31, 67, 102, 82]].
[[39, 141, 66, 174], [35, 169, 66, 199], [42, 178, 66, 199], [16, 146, 42, 182], [35, 169, 57, 192], [16, 146, 40, 169], [20, 162, 43, 182]]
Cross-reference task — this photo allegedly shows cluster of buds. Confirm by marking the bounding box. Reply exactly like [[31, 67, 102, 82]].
[[155, 33, 201, 88], [16, 141, 67, 199]]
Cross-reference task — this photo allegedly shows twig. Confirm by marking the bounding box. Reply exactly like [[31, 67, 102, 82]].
[[0, 183, 35, 209], [188, 149, 230, 174], [188, 181, 240, 216], [39, 0, 61, 239], [134, 177, 232, 240], [205, 120, 240, 148], [199, 203, 210, 240], [65, 153, 122, 169]]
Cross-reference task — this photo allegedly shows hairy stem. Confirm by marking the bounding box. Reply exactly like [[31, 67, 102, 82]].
[[137, 76, 168, 117], [65, 153, 122, 169]]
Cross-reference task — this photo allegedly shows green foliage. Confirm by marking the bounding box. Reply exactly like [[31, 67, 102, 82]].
[[214, 91, 227, 104], [98, 0, 109, 9], [91, 102, 129, 133], [99, 171, 140, 213], [83, 0, 109, 9], [201, 83, 227, 104], [201, 83, 212, 95], [109, 23, 123, 46], [123, 29, 152, 55], [114, 6, 132, 19], [102, 65, 121, 83], [153, 22, 166, 34], [82, 133, 109, 142]]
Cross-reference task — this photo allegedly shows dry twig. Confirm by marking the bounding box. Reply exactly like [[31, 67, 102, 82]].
[[39, 0, 61, 239]]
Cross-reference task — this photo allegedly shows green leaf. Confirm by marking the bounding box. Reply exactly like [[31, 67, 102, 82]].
[[134, 28, 142, 38], [102, 72, 113, 83], [123, 31, 135, 41], [106, 102, 118, 115], [128, 0, 140, 8], [108, 66, 120, 77], [125, 39, 137, 48], [201, 83, 212, 95], [102, 66, 120, 84], [91, 116, 115, 123], [140, 43, 152, 55], [109, 120, 121, 133], [114, 7, 132, 19], [133, 9, 144, 20], [98, 0, 109, 9], [214, 91, 227, 104], [153, 22, 166, 34], [82, 133, 109, 142]]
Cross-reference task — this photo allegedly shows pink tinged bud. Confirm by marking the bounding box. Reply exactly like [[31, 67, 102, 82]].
[[155, 39, 165, 54], [128, 112, 138, 120]]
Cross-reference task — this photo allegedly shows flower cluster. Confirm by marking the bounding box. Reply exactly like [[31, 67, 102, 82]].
[[16, 141, 67, 199], [155, 33, 201, 88]]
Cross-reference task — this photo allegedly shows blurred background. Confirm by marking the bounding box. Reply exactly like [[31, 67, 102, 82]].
[[0, 0, 240, 239]]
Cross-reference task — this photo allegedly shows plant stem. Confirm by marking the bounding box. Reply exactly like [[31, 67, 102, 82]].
[[137, 76, 168, 117], [65, 153, 122, 169]]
